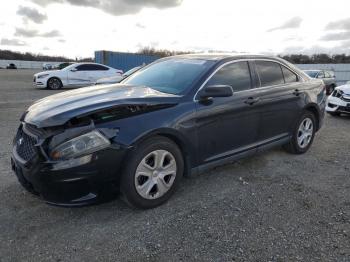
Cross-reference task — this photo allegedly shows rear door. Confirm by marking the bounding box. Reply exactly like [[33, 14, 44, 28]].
[[252, 60, 303, 144], [90, 64, 112, 81], [67, 64, 90, 86], [195, 61, 261, 165]]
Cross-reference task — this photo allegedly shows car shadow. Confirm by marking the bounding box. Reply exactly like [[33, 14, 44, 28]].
[[4, 146, 284, 219]]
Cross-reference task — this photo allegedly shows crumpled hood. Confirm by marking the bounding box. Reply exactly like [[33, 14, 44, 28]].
[[24, 84, 180, 128], [336, 84, 350, 95]]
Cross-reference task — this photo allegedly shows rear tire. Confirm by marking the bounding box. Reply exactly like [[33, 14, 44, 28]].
[[283, 111, 316, 154], [47, 77, 62, 90], [120, 136, 184, 209]]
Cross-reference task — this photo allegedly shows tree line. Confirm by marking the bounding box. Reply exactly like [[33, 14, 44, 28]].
[[2, 48, 350, 64], [279, 54, 350, 64], [0, 49, 93, 62], [138, 47, 190, 57]]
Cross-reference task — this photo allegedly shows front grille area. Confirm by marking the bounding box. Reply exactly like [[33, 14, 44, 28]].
[[15, 127, 37, 161], [338, 106, 350, 113]]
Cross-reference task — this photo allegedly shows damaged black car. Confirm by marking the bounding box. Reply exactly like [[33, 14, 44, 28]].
[[11, 54, 326, 209]]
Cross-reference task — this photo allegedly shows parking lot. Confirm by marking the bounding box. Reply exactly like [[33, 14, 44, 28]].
[[0, 69, 349, 261]]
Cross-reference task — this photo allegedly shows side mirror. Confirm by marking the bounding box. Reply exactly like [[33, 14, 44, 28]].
[[70, 68, 77, 72], [317, 74, 323, 79], [198, 85, 233, 100]]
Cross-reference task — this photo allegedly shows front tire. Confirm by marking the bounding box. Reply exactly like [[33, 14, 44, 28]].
[[47, 77, 62, 90], [283, 111, 316, 154], [120, 136, 184, 209]]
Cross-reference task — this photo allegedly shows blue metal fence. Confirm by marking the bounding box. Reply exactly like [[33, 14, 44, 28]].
[[95, 51, 160, 72]]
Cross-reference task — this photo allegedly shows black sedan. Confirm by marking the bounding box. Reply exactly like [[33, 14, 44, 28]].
[[11, 54, 326, 209], [6, 63, 17, 69]]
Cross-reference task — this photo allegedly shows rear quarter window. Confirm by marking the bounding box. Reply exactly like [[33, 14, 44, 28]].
[[281, 66, 298, 83]]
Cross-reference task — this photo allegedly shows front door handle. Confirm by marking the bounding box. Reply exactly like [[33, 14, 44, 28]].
[[293, 89, 301, 96], [244, 97, 260, 105]]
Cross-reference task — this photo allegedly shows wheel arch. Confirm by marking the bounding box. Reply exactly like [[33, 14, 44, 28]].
[[304, 104, 320, 131], [47, 76, 63, 88], [131, 128, 194, 177]]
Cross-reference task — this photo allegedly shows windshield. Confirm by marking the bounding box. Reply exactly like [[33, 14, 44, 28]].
[[122, 58, 215, 95], [304, 71, 319, 78], [124, 66, 142, 77]]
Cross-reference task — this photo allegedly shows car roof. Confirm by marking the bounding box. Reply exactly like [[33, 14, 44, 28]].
[[163, 53, 298, 67], [159, 53, 306, 79], [70, 62, 106, 66], [171, 53, 281, 61]]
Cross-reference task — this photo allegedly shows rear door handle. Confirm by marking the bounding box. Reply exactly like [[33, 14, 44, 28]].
[[244, 97, 260, 105]]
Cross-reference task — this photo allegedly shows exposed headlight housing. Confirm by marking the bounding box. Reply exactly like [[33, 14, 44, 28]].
[[332, 89, 343, 98], [37, 74, 49, 79], [50, 130, 110, 160]]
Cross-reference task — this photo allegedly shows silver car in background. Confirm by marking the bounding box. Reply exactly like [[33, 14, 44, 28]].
[[304, 70, 336, 95], [95, 66, 143, 85]]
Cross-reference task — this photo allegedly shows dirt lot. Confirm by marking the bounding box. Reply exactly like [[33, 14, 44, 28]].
[[0, 69, 349, 261]]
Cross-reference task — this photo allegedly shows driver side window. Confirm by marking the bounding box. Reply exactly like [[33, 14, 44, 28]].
[[76, 65, 89, 71], [206, 61, 252, 92]]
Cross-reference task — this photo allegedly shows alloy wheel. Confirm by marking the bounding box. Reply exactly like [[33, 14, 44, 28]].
[[134, 150, 177, 200], [297, 117, 314, 148], [49, 78, 61, 89]]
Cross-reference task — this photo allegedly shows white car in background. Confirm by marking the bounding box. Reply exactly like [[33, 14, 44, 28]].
[[326, 81, 350, 116], [34, 63, 123, 90], [95, 66, 143, 85]]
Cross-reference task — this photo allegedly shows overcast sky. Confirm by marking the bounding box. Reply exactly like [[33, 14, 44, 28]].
[[1, 0, 350, 58]]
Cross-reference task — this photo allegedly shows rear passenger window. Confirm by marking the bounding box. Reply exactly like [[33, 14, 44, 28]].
[[76, 64, 109, 71], [317, 71, 325, 78], [281, 66, 298, 83], [324, 71, 332, 78], [206, 61, 251, 92], [92, 65, 109, 71], [256, 61, 284, 87]]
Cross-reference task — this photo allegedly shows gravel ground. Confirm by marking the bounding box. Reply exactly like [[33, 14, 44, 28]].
[[0, 69, 349, 262]]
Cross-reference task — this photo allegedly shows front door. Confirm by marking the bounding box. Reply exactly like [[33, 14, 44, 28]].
[[195, 61, 261, 165]]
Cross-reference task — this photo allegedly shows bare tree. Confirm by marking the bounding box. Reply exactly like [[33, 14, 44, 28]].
[[138, 47, 190, 57]]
